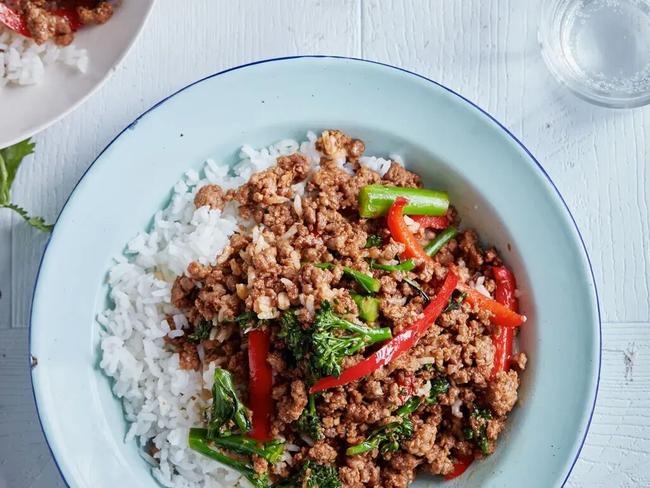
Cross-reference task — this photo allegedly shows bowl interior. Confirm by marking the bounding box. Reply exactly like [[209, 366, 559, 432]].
[[30, 57, 600, 488]]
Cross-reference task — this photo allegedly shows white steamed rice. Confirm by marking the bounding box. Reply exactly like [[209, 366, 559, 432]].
[[0, 25, 88, 86], [98, 132, 394, 487]]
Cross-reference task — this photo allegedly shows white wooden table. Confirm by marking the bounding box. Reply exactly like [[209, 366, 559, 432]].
[[1, 1, 648, 487]]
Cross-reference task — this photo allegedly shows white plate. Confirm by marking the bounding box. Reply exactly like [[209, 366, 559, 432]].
[[0, 0, 155, 148]]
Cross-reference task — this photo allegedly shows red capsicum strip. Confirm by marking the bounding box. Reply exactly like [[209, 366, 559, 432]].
[[445, 453, 474, 480], [387, 197, 432, 263], [490, 266, 518, 378], [310, 272, 458, 394], [52, 8, 83, 31], [0, 4, 31, 37], [410, 215, 449, 229], [248, 328, 273, 441], [0, 4, 83, 37], [458, 284, 525, 327]]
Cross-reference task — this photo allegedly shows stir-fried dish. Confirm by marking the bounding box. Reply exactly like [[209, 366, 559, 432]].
[[0, 0, 112, 45], [168, 130, 527, 487]]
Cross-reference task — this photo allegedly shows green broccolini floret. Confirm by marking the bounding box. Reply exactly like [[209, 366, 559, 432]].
[[208, 368, 251, 437], [278, 309, 310, 363], [295, 394, 323, 441], [365, 234, 383, 248], [347, 397, 421, 455], [311, 301, 392, 377], [278, 460, 341, 488], [347, 419, 414, 455], [464, 407, 493, 455], [427, 377, 450, 404], [187, 320, 212, 343]]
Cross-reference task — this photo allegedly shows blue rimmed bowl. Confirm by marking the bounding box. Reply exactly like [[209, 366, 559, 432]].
[[30, 56, 600, 488]]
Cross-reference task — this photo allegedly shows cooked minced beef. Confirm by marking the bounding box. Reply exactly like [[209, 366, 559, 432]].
[[3, 0, 112, 45], [171, 130, 527, 487]]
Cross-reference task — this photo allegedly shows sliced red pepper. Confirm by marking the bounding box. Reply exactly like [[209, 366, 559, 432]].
[[491, 326, 514, 378], [52, 8, 83, 31], [490, 266, 518, 378], [493, 266, 518, 311], [0, 4, 31, 37], [387, 197, 432, 263], [459, 284, 525, 327], [310, 272, 458, 393], [248, 329, 273, 441], [410, 215, 449, 229], [444, 453, 474, 480]]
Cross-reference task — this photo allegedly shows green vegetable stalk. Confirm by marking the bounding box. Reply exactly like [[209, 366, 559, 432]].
[[370, 259, 416, 272], [343, 266, 381, 294], [358, 184, 449, 219], [424, 226, 458, 257], [188, 429, 272, 488], [311, 301, 391, 377], [351, 293, 380, 323], [203, 432, 284, 463], [295, 394, 323, 441], [314, 263, 381, 294]]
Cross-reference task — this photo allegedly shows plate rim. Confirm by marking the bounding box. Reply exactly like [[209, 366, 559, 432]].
[[28, 55, 602, 488], [0, 0, 157, 148]]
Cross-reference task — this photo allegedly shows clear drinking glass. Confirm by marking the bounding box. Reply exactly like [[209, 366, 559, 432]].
[[539, 0, 650, 108]]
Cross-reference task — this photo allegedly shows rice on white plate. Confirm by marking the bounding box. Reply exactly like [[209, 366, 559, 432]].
[[0, 25, 88, 86], [98, 131, 395, 487]]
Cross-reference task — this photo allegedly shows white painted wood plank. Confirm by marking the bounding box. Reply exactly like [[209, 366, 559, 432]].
[[9, 0, 362, 329], [0, 212, 12, 329], [0, 328, 66, 488], [362, 0, 650, 323], [568, 323, 650, 487]]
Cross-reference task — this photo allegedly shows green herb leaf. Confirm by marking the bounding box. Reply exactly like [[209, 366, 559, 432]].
[[0, 139, 35, 204], [1, 202, 53, 232], [444, 291, 467, 313], [426, 377, 450, 404], [187, 320, 212, 343], [403, 277, 430, 303], [364, 234, 383, 248], [208, 368, 251, 437], [0, 139, 52, 232]]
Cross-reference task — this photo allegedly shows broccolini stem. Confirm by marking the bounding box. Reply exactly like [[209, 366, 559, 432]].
[[188, 429, 271, 488], [370, 259, 416, 272], [342, 266, 381, 294], [424, 226, 458, 257], [351, 294, 380, 323], [359, 184, 449, 218]]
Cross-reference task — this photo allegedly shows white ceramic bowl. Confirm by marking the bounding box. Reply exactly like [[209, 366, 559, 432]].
[[31, 57, 601, 488], [0, 0, 155, 148]]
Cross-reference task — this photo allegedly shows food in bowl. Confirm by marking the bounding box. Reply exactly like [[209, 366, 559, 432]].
[[99, 130, 528, 487], [0, 1, 113, 85]]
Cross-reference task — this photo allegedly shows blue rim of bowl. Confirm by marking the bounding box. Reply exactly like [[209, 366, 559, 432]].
[[29, 55, 602, 488]]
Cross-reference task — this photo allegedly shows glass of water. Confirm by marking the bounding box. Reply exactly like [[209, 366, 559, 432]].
[[539, 0, 650, 108]]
